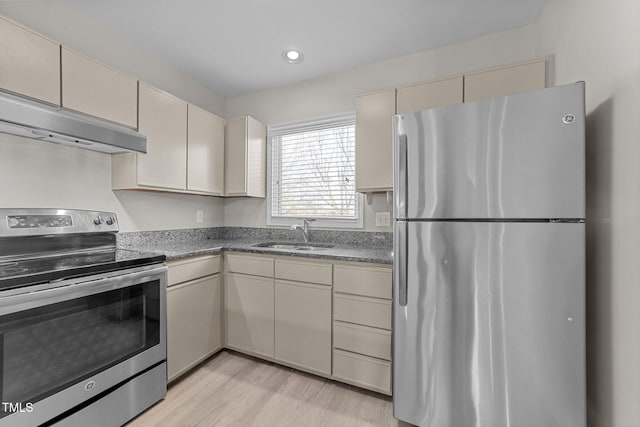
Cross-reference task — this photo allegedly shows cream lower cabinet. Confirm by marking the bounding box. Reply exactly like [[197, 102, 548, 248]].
[[332, 262, 393, 395], [166, 255, 223, 382], [225, 273, 275, 358], [223, 252, 392, 394], [224, 253, 275, 358], [274, 258, 332, 376]]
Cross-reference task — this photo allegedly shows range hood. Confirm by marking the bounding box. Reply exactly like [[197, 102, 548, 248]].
[[0, 91, 147, 154]]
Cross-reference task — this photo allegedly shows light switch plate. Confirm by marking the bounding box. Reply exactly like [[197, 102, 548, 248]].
[[375, 212, 391, 227], [196, 210, 204, 223]]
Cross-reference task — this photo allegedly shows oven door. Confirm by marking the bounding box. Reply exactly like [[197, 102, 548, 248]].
[[0, 264, 167, 426]]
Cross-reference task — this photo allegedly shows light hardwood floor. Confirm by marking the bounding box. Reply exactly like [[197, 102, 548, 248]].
[[129, 350, 412, 427]]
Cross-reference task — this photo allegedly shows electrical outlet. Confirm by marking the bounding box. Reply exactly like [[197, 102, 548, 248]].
[[196, 210, 204, 223], [375, 211, 391, 227]]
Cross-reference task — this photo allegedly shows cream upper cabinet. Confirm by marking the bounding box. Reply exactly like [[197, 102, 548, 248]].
[[396, 76, 463, 114], [356, 78, 463, 192], [187, 104, 225, 195], [61, 47, 137, 128], [0, 17, 60, 105], [355, 89, 396, 192], [137, 84, 187, 189], [355, 60, 546, 193], [225, 116, 266, 197], [464, 60, 546, 102], [112, 83, 188, 191], [112, 87, 226, 195]]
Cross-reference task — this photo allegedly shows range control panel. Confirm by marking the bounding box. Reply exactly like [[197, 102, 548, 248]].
[[0, 209, 118, 237], [8, 215, 73, 229]]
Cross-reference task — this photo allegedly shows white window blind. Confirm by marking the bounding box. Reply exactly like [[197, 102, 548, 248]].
[[268, 114, 361, 226]]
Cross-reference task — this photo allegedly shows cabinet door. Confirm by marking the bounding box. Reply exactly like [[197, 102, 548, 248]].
[[333, 263, 392, 300], [464, 60, 546, 102], [396, 76, 463, 114], [225, 117, 248, 195], [167, 275, 222, 382], [245, 116, 266, 197], [0, 17, 60, 105], [137, 83, 188, 189], [61, 47, 137, 128], [225, 273, 274, 358], [225, 116, 266, 197], [187, 105, 225, 195], [275, 280, 331, 375], [355, 89, 396, 192]]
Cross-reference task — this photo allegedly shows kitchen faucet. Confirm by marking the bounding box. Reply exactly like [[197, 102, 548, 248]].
[[290, 218, 314, 242]]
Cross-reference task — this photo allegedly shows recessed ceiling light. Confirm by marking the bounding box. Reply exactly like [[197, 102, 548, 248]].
[[282, 49, 304, 64]]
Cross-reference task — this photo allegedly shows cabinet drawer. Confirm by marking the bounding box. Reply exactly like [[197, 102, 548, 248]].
[[333, 321, 391, 360], [167, 255, 221, 287], [225, 253, 274, 277], [333, 349, 391, 395], [275, 259, 332, 285], [334, 294, 391, 330], [334, 264, 391, 299]]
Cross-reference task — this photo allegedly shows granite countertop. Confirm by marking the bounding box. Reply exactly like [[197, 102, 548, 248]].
[[120, 237, 392, 265]]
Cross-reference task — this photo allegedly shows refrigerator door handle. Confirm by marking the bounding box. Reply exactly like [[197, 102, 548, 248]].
[[394, 117, 408, 219], [394, 220, 408, 306]]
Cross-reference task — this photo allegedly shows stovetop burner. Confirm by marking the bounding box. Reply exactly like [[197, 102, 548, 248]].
[[0, 209, 166, 292]]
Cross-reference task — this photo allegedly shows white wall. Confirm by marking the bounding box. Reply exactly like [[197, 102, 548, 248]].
[[0, 135, 225, 231], [225, 2, 640, 423], [533, 1, 640, 426], [225, 26, 537, 124], [0, 2, 225, 116], [0, 3, 226, 232], [225, 25, 538, 232], [0, 1, 638, 424]]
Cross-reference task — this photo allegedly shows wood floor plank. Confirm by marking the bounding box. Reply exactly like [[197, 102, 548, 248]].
[[129, 350, 409, 427]]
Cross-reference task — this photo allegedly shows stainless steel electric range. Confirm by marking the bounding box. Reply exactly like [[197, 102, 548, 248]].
[[0, 209, 167, 427]]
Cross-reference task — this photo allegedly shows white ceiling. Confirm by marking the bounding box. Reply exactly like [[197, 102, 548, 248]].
[[59, 0, 544, 98]]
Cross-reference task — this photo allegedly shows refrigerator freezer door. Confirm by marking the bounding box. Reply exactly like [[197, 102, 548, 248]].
[[397, 82, 585, 220], [393, 221, 585, 427]]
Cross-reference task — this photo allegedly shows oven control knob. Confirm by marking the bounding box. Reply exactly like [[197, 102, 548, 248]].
[[105, 217, 114, 226], [93, 217, 103, 225]]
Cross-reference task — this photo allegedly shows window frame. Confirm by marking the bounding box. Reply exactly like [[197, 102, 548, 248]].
[[266, 113, 363, 229]]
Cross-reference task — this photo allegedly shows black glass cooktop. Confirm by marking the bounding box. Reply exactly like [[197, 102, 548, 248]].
[[0, 248, 166, 292]]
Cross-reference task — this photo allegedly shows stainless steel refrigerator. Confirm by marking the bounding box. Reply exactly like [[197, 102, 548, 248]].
[[392, 82, 586, 427]]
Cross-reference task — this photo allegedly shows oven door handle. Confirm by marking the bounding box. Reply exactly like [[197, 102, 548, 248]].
[[0, 265, 167, 316]]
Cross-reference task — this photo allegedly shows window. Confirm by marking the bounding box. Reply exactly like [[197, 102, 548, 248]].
[[267, 113, 362, 228]]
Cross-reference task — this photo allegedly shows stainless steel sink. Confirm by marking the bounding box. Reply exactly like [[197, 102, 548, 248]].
[[252, 241, 334, 251]]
